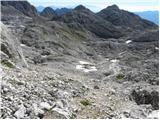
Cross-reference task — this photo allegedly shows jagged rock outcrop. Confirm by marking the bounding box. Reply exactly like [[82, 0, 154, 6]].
[[40, 7, 57, 19], [130, 86, 159, 110], [54, 5, 123, 39], [97, 5, 158, 30]]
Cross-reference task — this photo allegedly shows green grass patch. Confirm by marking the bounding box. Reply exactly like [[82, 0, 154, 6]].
[[116, 73, 125, 79], [1, 43, 12, 58], [8, 78, 18, 85], [80, 99, 91, 106], [1, 60, 14, 68]]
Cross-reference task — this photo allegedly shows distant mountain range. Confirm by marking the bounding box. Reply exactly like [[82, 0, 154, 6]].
[[36, 6, 159, 25], [36, 6, 72, 15], [134, 11, 159, 25], [55, 8, 72, 15]]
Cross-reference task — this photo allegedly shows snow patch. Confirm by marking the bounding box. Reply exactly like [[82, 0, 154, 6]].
[[84, 68, 97, 73], [79, 61, 92, 65], [147, 110, 159, 119], [155, 47, 159, 50], [76, 65, 84, 70], [76, 61, 97, 73], [110, 59, 119, 63], [41, 55, 47, 58], [125, 40, 132, 44], [20, 44, 26, 47], [19, 25, 25, 28]]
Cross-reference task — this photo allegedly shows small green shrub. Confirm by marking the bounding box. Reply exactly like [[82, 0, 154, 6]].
[[1, 60, 14, 68], [1, 43, 12, 58], [8, 78, 17, 85], [80, 99, 91, 106], [116, 73, 125, 79]]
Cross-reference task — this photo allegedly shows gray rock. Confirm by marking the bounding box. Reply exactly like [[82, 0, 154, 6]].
[[14, 104, 26, 118], [130, 87, 159, 110], [33, 103, 45, 118], [40, 102, 52, 110], [43, 110, 67, 119]]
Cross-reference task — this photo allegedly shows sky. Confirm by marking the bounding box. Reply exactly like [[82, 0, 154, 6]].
[[28, 0, 159, 12]]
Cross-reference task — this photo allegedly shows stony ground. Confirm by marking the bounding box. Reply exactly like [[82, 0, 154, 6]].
[[0, 1, 159, 119], [1, 56, 159, 119]]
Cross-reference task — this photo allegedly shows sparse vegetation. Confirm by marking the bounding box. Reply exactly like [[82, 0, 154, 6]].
[[80, 85, 89, 94], [8, 78, 18, 85], [56, 26, 86, 42], [116, 73, 125, 79], [1, 43, 12, 58], [43, 31, 49, 38], [80, 99, 91, 106], [1, 60, 14, 68]]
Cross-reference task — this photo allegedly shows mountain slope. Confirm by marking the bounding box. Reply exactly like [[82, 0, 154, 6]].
[[97, 5, 158, 30]]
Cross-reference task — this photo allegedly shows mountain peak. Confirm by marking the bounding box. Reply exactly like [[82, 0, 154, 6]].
[[40, 7, 57, 19], [44, 7, 54, 11], [42, 7, 56, 14], [74, 5, 87, 11], [106, 4, 119, 10]]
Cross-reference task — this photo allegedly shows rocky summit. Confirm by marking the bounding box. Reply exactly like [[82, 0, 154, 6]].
[[0, 1, 159, 119], [40, 7, 57, 19]]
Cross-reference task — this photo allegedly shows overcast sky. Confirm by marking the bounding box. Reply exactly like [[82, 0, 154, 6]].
[[28, 0, 159, 12]]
